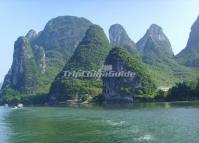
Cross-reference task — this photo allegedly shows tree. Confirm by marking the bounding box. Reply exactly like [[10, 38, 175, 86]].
[[167, 81, 197, 101], [195, 78, 199, 97]]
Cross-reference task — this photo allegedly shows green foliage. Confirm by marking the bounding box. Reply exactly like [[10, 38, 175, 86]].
[[196, 79, 199, 95], [104, 46, 156, 97], [167, 81, 197, 101], [176, 46, 199, 67], [0, 88, 21, 104], [2, 95, 22, 104], [146, 58, 199, 86], [134, 78, 199, 102], [65, 25, 111, 71], [0, 88, 48, 105], [50, 78, 102, 102], [49, 25, 111, 103], [176, 17, 199, 67], [2, 16, 92, 100], [20, 94, 48, 105], [2, 16, 199, 105], [136, 25, 199, 86], [154, 90, 168, 100], [2, 88, 20, 97]]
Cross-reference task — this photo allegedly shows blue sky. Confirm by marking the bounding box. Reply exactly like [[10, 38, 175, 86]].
[[0, 0, 199, 82]]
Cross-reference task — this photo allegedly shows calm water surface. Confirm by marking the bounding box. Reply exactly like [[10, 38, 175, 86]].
[[1, 102, 199, 143]]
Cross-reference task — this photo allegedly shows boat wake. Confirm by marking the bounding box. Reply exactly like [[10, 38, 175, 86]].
[[137, 134, 154, 141], [105, 120, 129, 127]]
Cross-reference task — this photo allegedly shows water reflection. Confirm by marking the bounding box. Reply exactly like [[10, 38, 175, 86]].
[[100, 101, 199, 110]]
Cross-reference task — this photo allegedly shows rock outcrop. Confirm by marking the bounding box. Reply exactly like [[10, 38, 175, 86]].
[[33, 45, 46, 73], [2, 37, 38, 92], [102, 46, 156, 104], [109, 24, 138, 54], [25, 29, 37, 40]]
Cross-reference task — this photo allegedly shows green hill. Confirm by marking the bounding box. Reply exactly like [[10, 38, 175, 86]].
[[49, 25, 111, 103], [102, 46, 156, 104]]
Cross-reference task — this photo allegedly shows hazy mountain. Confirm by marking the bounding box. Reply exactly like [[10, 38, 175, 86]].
[[176, 16, 199, 67]]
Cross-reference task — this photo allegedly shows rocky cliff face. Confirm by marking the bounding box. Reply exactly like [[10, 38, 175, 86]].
[[109, 24, 138, 54], [2, 37, 38, 92], [25, 29, 37, 40], [32, 45, 46, 73], [49, 25, 111, 103], [1, 16, 92, 96], [186, 16, 199, 48], [176, 16, 199, 67], [102, 47, 156, 104]]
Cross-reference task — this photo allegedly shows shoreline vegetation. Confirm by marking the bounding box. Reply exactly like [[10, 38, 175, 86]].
[[2, 99, 199, 108], [1, 78, 199, 106]]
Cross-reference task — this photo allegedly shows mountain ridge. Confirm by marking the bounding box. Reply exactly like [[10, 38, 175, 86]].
[[1, 15, 199, 104], [176, 16, 199, 67]]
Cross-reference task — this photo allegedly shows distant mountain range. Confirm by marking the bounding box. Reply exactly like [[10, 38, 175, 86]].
[[1, 15, 199, 104]]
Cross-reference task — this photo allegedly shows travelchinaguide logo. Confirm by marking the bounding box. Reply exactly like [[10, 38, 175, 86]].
[[62, 65, 136, 78]]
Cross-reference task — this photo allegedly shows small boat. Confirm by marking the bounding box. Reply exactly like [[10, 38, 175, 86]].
[[17, 104, 24, 108], [13, 106, 18, 109]]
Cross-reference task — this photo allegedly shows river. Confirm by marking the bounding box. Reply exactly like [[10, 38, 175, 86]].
[[0, 102, 199, 143]]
